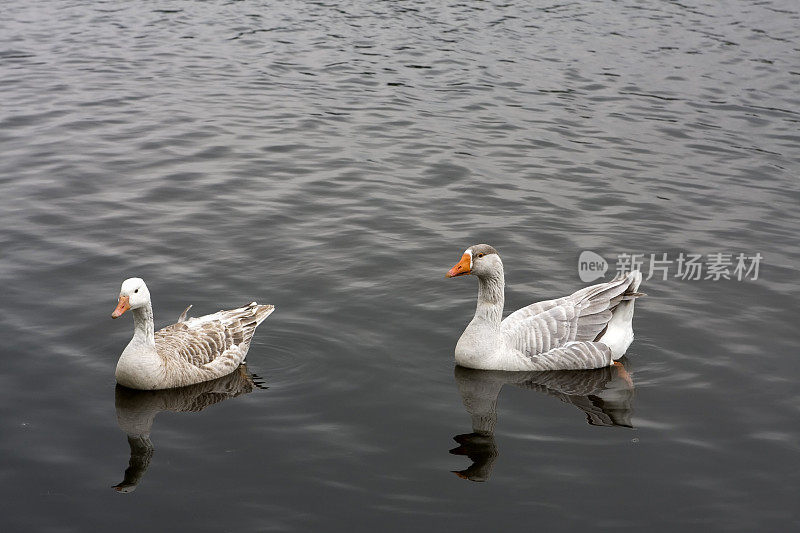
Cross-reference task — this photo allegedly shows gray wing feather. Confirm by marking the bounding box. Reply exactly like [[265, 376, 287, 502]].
[[527, 341, 613, 370], [501, 272, 641, 359], [156, 303, 275, 371], [177, 305, 193, 323]]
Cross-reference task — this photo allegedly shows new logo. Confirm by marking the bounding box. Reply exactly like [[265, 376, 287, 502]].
[[578, 250, 608, 282]]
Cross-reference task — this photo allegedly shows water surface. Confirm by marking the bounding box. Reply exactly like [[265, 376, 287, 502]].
[[1, 1, 799, 531]]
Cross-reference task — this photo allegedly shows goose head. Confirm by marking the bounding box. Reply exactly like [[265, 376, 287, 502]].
[[111, 278, 151, 319], [446, 244, 502, 279]]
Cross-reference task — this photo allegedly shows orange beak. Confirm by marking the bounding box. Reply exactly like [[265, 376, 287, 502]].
[[111, 295, 131, 319], [446, 254, 471, 278]]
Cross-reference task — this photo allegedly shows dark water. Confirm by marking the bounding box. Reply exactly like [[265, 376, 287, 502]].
[[1, 0, 799, 530]]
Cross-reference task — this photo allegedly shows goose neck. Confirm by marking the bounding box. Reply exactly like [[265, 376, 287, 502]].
[[131, 303, 155, 346], [475, 274, 505, 326]]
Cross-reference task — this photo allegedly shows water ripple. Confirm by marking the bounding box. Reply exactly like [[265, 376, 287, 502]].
[[1, 0, 799, 530]]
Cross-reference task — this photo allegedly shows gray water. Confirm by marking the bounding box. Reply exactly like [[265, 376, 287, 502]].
[[1, 1, 799, 531]]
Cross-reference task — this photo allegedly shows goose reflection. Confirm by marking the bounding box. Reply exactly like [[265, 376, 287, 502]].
[[113, 365, 263, 493], [451, 361, 635, 482]]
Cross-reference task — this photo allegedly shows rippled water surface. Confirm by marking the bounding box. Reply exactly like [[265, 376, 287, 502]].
[[2, 1, 799, 531]]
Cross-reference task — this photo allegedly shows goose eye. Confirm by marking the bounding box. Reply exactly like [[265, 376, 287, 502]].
[[134, 289, 139, 293], [477, 253, 485, 258]]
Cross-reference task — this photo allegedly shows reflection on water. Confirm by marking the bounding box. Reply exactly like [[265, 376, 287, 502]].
[[113, 365, 264, 493], [451, 362, 635, 482], [1, 0, 797, 527]]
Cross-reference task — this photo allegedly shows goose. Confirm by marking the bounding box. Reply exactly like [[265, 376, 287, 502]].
[[111, 277, 274, 390], [446, 244, 643, 371]]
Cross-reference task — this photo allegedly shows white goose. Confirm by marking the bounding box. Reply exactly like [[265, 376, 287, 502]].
[[111, 278, 274, 390], [446, 244, 643, 371]]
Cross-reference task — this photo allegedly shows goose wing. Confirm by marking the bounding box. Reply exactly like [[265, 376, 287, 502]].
[[500, 272, 641, 362], [155, 303, 274, 370]]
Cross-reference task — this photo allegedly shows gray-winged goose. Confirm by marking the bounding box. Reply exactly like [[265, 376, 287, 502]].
[[111, 278, 274, 390], [446, 244, 643, 371]]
